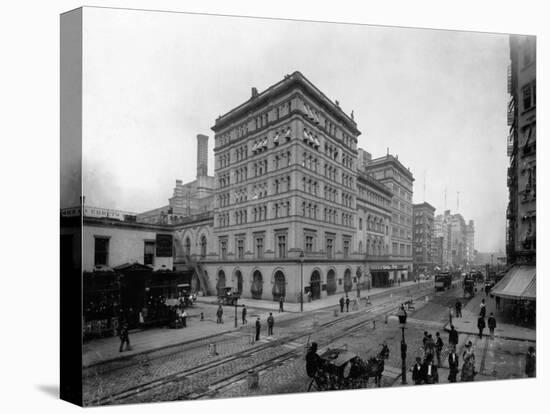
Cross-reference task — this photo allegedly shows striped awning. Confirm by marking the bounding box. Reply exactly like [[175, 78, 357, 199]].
[[491, 265, 536, 300]]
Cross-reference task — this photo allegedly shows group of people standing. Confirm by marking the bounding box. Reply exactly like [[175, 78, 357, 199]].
[[411, 326, 477, 384]]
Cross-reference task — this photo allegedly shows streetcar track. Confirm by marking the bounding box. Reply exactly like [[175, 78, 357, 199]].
[[95, 287, 434, 404]]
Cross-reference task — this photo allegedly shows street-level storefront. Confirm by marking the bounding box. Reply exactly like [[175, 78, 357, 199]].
[[491, 265, 536, 327]]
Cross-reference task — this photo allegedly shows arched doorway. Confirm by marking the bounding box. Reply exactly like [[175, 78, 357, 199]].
[[272, 270, 286, 301], [216, 270, 226, 296], [251, 270, 263, 299], [234, 270, 243, 295], [326, 269, 337, 295], [310, 270, 321, 300], [344, 268, 352, 293]]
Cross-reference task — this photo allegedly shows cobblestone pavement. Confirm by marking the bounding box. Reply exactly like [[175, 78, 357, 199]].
[[84, 286, 434, 405]]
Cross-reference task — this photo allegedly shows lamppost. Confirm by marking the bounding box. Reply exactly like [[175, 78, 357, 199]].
[[299, 250, 305, 312], [234, 297, 238, 328], [397, 306, 408, 385]]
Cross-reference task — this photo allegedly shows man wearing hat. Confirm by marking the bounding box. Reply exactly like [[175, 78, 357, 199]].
[[448, 346, 459, 383], [412, 357, 424, 385], [255, 317, 261, 341]]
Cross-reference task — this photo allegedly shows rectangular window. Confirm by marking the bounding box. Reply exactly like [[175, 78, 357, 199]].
[[392, 242, 398, 256], [305, 235, 313, 253], [343, 239, 350, 258], [94, 237, 109, 266], [220, 239, 227, 260], [237, 239, 244, 259], [144, 241, 155, 265], [359, 218, 363, 230], [277, 234, 287, 258], [255, 236, 264, 259], [326, 238, 334, 259]]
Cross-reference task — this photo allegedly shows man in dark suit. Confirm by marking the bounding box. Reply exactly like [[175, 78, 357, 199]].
[[448, 347, 460, 383], [412, 357, 424, 385], [477, 316, 486, 339], [422, 355, 439, 384], [255, 317, 261, 341], [448, 325, 459, 349]]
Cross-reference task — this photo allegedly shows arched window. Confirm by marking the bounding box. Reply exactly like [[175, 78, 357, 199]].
[[185, 237, 191, 256], [200, 235, 207, 259]]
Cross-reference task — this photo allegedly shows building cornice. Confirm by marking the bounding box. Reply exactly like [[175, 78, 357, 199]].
[[212, 71, 360, 136]]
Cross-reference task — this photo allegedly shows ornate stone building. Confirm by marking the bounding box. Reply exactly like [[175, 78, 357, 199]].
[[363, 154, 414, 279]]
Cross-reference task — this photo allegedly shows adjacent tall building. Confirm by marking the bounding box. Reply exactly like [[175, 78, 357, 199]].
[[506, 34, 536, 266], [363, 154, 415, 279]]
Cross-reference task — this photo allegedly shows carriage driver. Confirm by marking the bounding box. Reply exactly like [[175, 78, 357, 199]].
[[306, 342, 323, 378]]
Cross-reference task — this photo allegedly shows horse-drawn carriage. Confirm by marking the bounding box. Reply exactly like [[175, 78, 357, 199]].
[[307, 344, 389, 391]]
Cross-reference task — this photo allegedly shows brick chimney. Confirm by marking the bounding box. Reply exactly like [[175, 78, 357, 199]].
[[196, 134, 208, 177]]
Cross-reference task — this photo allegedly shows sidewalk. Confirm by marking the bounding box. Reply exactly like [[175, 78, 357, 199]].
[[82, 302, 296, 368], [196, 279, 433, 313], [83, 280, 432, 368], [444, 288, 535, 342]]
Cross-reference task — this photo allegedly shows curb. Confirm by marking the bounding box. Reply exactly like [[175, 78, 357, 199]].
[[442, 323, 535, 343], [84, 282, 433, 370]]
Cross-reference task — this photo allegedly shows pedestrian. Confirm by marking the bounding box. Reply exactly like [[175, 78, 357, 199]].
[[477, 315, 486, 339], [307, 291, 312, 302], [485, 283, 491, 297], [487, 312, 496, 339], [339, 296, 345, 313], [412, 357, 424, 385], [345, 296, 350, 312], [448, 305, 453, 324], [422, 355, 439, 384], [118, 322, 130, 352], [479, 299, 486, 318], [455, 299, 462, 318], [255, 317, 261, 341], [267, 312, 274, 336], [424, 334, 435, 362], [216, 304, 223, 324], [242, 305, 247, 325], [279, 296, 284, 313], [448, 346, 459, 383], [461, 341, 476, 382], [422, 331, 429, 348], [181, 309, 187, 328], [495, 296, 501, 311], [448, 325, 459, 349], [435, 332, 444, 367], [525, 346, 536, 378]]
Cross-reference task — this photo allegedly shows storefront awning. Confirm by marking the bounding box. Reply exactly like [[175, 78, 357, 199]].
[[491, 265, 536, 300]]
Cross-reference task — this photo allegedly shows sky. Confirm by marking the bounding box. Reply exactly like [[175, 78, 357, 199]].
[[76, 7, 510, 253]]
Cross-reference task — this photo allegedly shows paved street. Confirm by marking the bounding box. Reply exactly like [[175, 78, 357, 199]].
[[82, 281, 535, 406]]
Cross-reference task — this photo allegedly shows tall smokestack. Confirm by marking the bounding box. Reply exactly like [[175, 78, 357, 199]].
[[196, 134, 208, 177]]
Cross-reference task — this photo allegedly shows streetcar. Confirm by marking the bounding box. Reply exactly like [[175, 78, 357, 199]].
[[463, 274, 475, 298], [434, 272, 453, 291]]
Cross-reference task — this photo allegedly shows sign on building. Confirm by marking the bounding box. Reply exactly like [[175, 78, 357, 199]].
[[156, 234, 173, 257]]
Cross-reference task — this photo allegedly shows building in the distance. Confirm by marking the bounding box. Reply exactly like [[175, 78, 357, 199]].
[[363, 153, 414, 279], [465, 220, 476, 266], [412, 202, 435, 274]]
